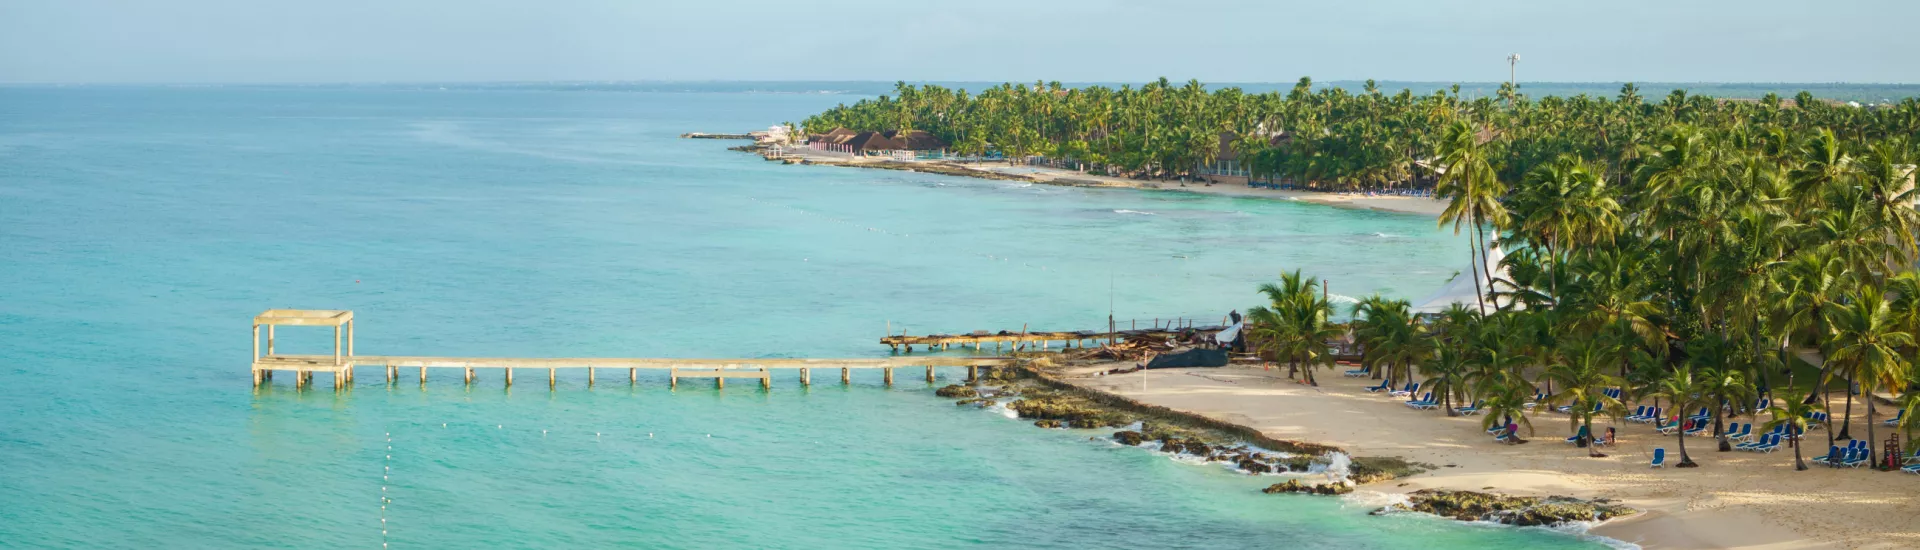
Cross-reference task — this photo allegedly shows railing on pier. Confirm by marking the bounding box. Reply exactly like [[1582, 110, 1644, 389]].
[[249, 310, 1011, 391]]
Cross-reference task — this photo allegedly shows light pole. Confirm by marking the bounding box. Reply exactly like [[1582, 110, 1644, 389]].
[[1506, 53, 1521, 88]]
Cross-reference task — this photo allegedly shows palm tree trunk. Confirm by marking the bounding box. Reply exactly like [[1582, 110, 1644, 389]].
[[1837, 372, 1856, 440], [1792, 433, 1807, 470], [1584, 415, 1600, 456], [1468, 217, 1487, 315], [1866, 398, 1878, 470], [1677, 419, 1694, 466], [1715, 411, 1730, 452]]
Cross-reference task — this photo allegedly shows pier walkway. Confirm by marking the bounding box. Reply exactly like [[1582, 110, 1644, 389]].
[[250, 310, 1010, 391], [880, 318, 1230, 352]]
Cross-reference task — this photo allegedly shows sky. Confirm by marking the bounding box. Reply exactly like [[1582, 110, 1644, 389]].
[[1, 0, 1915, 84]]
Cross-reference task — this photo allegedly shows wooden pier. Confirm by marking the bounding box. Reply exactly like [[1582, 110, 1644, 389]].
[[250, 310, 1010, 391], [880, 320, 1229, 352]]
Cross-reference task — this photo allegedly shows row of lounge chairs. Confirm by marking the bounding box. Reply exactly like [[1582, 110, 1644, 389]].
[[1812, 441, 1873, 468], [1624, 406, 1664, 423]]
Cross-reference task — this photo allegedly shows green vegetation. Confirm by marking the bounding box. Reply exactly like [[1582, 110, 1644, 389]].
[[809, 77, 1920, 470], [802, 78, 1920, 188]]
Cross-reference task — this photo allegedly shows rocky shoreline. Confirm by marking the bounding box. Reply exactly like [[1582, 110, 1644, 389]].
[[948, 361, 1428, 481], [1374, 489, 1638, 528], [944, 359, 1636, 532]]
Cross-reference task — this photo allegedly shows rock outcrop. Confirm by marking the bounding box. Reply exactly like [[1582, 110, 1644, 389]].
[[934, 384, 977, 398], [1373, 489, 1636, 527], [1262, 479, 1354, 495]]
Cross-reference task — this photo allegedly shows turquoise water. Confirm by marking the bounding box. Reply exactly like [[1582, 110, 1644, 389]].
[[0, 86, 1602, 548]]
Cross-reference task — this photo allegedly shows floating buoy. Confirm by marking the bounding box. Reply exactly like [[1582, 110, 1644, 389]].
[[497, 425, 502, 429]]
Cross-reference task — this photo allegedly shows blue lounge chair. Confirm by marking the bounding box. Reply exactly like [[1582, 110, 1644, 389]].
[[1840, 448, 1868, 468], [1687, 407, 1710, 423], [1903, 464, 1920, 474], [1885, 409, 1905, 427], [1454, 401, 1484, 415], [1903, 446, 1920, 464], [1727, 423, 1755, 443], [1364, 379, 1392, 392], [1564, 426, 1590, 444], [1755, 434, 1783, 453], [1804, 411, 1828, 428], [1682, 422, 1708, 437], [1628, 407, 1663, 424], [1812, 446, 1842, 467], [1654, 417, 1681, 434], [1736, 431, 1774, 451], [1389, 383, 1419, 397], [1650, 448, 1666, 468], [1404, 392, 1436, 409], [1343, 367, 1369, 377], [1411, 393, 1443, 410]]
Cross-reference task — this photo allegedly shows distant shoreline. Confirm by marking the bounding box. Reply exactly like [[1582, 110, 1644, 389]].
[[740, 145, 1449, 218]]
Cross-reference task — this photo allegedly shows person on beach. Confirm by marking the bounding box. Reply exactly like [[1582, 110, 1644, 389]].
[[1503, 422, 1527, 444], [1228, 309, 1241, 324]]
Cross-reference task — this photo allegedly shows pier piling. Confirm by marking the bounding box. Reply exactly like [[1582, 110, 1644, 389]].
[[968, 365, 978, 382], [245, 309, 1012, 393]]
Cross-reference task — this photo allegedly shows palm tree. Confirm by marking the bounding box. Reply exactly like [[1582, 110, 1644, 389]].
[[1542, 338, 1625, 455], [1646, 367, 1708, 467], [1826, 286, 1913, 466], [1763, 399, 1825, 471], [1250, 270, 1340, 385], [1435, 121, 1509, 314], [1351, 296, 1425, 384], [1479, 380, 1537, 442], [1695, 364, 1759, 452], [1421, 345, 1472, 417]]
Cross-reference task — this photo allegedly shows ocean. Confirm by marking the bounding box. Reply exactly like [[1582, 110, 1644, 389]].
[[0, 85, 1609, 548]]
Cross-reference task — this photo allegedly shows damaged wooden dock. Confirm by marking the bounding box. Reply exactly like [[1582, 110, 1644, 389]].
[[250, 310, 1010, 391], [880, 321, 1229, 352]]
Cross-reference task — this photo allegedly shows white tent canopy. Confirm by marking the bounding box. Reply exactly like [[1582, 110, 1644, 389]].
[[1412, 246, 1508, 314]]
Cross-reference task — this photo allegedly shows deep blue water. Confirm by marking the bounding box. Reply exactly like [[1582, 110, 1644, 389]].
[[0, 86, 1605, 548]]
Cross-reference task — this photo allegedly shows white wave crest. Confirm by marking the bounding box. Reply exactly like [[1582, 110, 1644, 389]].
[[1113, 209, 1156, 215]]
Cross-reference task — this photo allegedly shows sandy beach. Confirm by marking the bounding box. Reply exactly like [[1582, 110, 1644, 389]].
[[1059, 363, 1918, 550], [763, 148, 1450, 217]]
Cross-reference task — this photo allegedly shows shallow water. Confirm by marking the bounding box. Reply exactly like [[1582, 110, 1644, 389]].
[[0, 86, 1604, 548]]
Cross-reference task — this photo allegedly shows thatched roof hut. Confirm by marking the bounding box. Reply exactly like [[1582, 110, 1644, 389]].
[[810, 127, 858, 145], [843, 131, 900, 152], [884, 130, 948, 151]]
